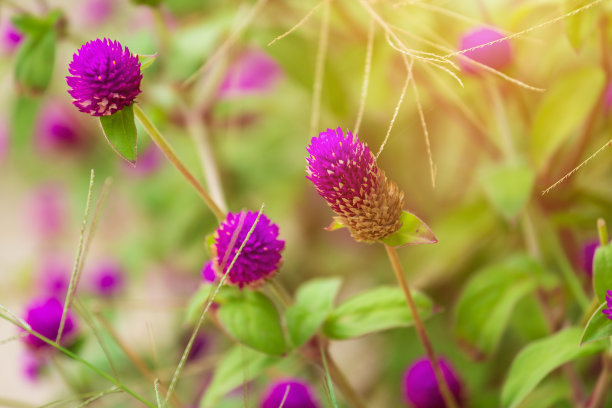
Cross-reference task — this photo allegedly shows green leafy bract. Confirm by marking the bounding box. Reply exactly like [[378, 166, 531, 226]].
[[593, 243, 612, 303], [580, 302, 612, 345], [379, 211, 437, 247], [99, 104, 138, 163]]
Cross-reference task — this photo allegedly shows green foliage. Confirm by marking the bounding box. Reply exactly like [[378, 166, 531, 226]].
[[99, 105, 138, 163], [455, 255, 550, 356], [501, 327, 605, 408], [580, 302, 612, 345], [479, 162, 535, 220], [564, 0, 599, 50], [593, 243, 612, 303], [379, 211, 437, 247], [217, 289, 287, 356], [138, 54, 158, 71], [322, 286, 434, 340], [530, 67, 604, 167], [285, 277, 342, 347], [11, 94, 41, 151]]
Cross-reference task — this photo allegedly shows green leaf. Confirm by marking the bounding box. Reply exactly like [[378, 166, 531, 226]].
[[593, 243, 612, 303], [139, 53, 158, 71], [184, 284, 211, 325], [199, 346, 280, 408], [455, 255, 543, 356], [580, 302, 612, 345], [322, 286, 434, 340], [501, 327, 605, 408], [516, 378, 570, 408], [217, 290, 287, 356], [379, 211, 437, 247], [531, 66, 605, 167], [286, 277, 342, 347], [99, 104, 138, 163], [564, 0, 599, 50], [479, 162, 535, 220], [11, 94, 41, 150], [325, 220, 346, 231], [14, 28, 56, 93]]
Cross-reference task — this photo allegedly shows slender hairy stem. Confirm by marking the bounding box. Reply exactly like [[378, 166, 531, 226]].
[[587, 354, 612, 408], [322, 346, 365, 408], [353, 16, 375, 137], [309, 0, 330, 137], [319, 342, 339, 408], [0, 313, 156, 408], [384, 245, 459, 408], [134, 104, 225, 221]]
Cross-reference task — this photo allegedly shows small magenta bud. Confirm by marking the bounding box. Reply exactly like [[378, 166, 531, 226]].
[[21, 297, 78, 350], [88, 261, 125, 297], [201, 260, 216, 283], [36, 102, 87, 153], [458, 27, 512, 75], [402, 357, 463, 408], [0, 18, 23, 54], [260, 378, 319, 408]]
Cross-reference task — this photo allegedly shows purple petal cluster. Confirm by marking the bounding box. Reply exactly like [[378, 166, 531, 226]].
[[21, 297, 78, 350], [213, 211, 284, 288], [403, 357, 463, 408], [603, 291, 612, 320], [66, 38, 142, 116], [260, 378, 319, 408]]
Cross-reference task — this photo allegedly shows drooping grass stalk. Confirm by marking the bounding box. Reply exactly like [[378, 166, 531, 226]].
[[164, 206, 265, 407], [319, 343, 339, 408], [56, 170, 95, 344], [353, 16, 374, 137], [384, 245, 459, 408], [309, 0, 330, 137], [73, 386, 120, 408], [0, 311, 156, 408], [278, 384, 292, 408], [133, 104, 225, 221]]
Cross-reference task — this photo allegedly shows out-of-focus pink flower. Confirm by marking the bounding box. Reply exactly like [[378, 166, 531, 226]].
[[218, 48, 283, 99], [81, 0, 115, 25], [582, 239, 599, 278], [201, 261, 216, 283], [36, 102, 87, 153], [0, 18, 23, 54], [458, 27, 513, 75], [27, 184, 67, 238], [0, 119, 9, 163], [21, 351, 45, 382], [38, 256, 71, 298], [124, 143, 163, 176], [88, 260, 125, 297], [21, 297, 78, 350]]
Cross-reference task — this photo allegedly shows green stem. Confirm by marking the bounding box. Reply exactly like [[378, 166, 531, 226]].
[[598, 218, 608, 247], [133, 104, 226, 221], [0, 313, 156, 408]]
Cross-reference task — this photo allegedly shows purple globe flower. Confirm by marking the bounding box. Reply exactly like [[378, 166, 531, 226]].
[[21, 351, 45, 382], [21, 297, 78, 350], [88, 261, 124, 297], [402, 357, 463, 408], [602, 290, 612, 320], [219, 48, 283, 99], [260, 378, 319, 408], [81, 0, 115, 25], [66, 38, 142, 116], [36, 102, 86, 152], [212, 211, 284, 288], [458, 27, 512, 74], [306, 127, 404, 242], [0, 18, 23, 54]]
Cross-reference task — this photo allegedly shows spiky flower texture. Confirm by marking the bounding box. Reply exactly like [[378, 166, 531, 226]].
[[212, 211, 285, 288], [307, 127, 405, 242], [66, 38, 142, 116]]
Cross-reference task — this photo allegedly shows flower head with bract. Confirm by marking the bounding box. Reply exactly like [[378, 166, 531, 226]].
[[260, 378, 319, 408], [306, 127, 404, 242], [21, 297, 78, 351], [602, 290, 612, 320], [403, 357, 464, 408], [66, 38, 142, 116], [212, 211, 284, 288]]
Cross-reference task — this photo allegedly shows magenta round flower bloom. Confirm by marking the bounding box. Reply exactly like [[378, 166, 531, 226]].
[[123, 143, 162, 176], [458, 27, 512, 74], [88, 261, 124, 297], [36, 102, 86, 152], [219, 48, 283, 99], [306, 127, 404, 242], [602, 290, 612, 320], [0, 19, 23, 53], [403, 357, 463, 408], [21, 297, 78, 350], [260, 378, 319, 408], [212, 211, 284, 288], [66, 38, 142, 116]]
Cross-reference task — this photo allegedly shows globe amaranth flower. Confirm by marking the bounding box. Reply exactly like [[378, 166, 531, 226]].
[[0, 18, 23, 54], [403, 357, 464, 408], [36, 102, 87, 153], [306, 127, 405, 242], [218, 48, 283, 99], [21, 297, 78, 350], [602, 291, 612, 320], [458, 27, 512, 74], [260, 378, 319, 408], [88, 260, 124, 297], [212, 211, 284, 288], [66, 38, 142, 116]]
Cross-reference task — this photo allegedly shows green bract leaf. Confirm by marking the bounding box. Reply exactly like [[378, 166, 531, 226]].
[[14, 28, 56, 93], [455, 255, 543, 356], [99, 104, 138, 164], [531, 66, 605, 167], [325, 220, 346, 231], [139, 53, 158, 71], [11, 95, 41, 150], [479, 162, 534, 220], [286, 277, 342, 347], [593, 243, 612, 303], [217, 290, 287, 356], [564, 0, 598, 50], [322, 286, 434, 340], [379, 211, 437, 247], [501, 327, 605, 408], [199, 346, 280, 408], [580, 302, 612, 345]]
